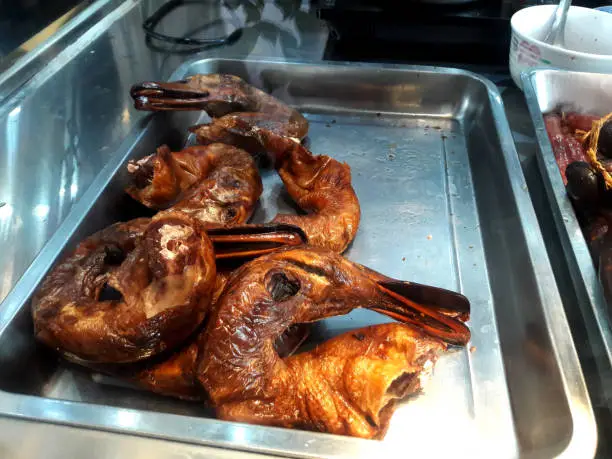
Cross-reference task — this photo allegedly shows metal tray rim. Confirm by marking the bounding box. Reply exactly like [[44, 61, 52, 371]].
[[0, 59, 595, 458]]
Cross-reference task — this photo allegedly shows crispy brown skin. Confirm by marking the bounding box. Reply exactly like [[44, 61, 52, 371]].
[[122, 270, 233, 401], [128, 339, 204, 401], [132, 74, 360, 251], [127, 271, 310, 400], [32, 211, 216, 364], [191, 112, 308, 152], [216, 323, 443, 439], [131, 74, 309, 139], [126, 144, 262, 227], [197, 247, 451, 438], [272, 137, 360, 253], [199, 117, 360, 253]]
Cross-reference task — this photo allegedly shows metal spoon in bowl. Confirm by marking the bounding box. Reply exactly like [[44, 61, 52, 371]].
[[542, 0, 571, 47]]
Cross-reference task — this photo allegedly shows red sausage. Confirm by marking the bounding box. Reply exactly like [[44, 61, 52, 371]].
[[544, 114, 588, 184], [564, 112, 600, 134]]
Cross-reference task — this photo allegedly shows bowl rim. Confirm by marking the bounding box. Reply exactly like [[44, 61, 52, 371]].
[[510, 4, 612, 60]]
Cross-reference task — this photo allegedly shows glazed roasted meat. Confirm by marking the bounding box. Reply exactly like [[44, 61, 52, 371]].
[[545, 111, 612, 312], [198, 246, 470, 438], [270, 133, 360, 254], [190, 111, 307, 155], [130, 74, 309, 140], [32, 211, 216, 364], [211, 322, 444, 439], [27, 72, 475, 441], [126, 323, 312, 402], [128, 338, 205, 401], [126, 143, 262, 227], [127, 271, 309, 401], [131, 73, 358, 253], [200, 116, 361, 253], [545, 112, 612, 234], [544, 113, 588, 184]]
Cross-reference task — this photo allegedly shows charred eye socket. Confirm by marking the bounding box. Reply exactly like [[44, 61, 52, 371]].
[[99, 283, 123, 302], [166, 239, 182, 251], [131, 160, 155, 189], [224, 207, 238, 220], [265, 271, 300, 302], [104, 246, 126, 266]]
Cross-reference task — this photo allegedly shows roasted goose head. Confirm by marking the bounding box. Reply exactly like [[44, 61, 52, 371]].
[[126, 143, 263, 227], [32, 211, 217, 364], [130, 73, 309, 140], [192, 116, 361, 253], [198, 246, 469, 438]]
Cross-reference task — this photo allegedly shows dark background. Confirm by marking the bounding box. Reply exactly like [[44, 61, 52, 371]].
[[1, 0, 609, 66], [0, 0, 88, 57]]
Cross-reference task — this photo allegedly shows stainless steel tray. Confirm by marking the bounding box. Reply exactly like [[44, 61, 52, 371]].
[[0, 59, 594, 458], [522, 68, 612, 408]]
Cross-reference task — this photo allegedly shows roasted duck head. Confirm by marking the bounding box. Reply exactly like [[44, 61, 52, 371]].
[[130, 73, 308, 140], [125, 140, 310, 262], [32, 211, 217, 364], [32, 212, 310, 365], [193, 116, 361, 253], [126, 143, 263, 226], [198, 246, 470, 439], [131, 74, 256, 114]]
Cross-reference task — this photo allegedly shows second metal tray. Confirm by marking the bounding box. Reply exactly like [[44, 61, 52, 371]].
[[0, 60, 595, 458], [523, 68, 612, 416]]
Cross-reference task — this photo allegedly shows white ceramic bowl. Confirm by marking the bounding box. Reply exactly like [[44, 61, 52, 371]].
[[510, 5, 612, 89]]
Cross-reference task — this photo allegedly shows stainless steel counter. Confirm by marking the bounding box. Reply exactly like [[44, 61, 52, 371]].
[[0, 0, 608, 457]]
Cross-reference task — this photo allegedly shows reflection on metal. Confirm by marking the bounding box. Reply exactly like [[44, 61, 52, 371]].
[[0, 0, 123, 103], [114, 409, 141, 428], [32, 204, 50, 219], [70, 183, 78, 198], [0, 204, 12, 219], [121, 107, 130, 124]]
